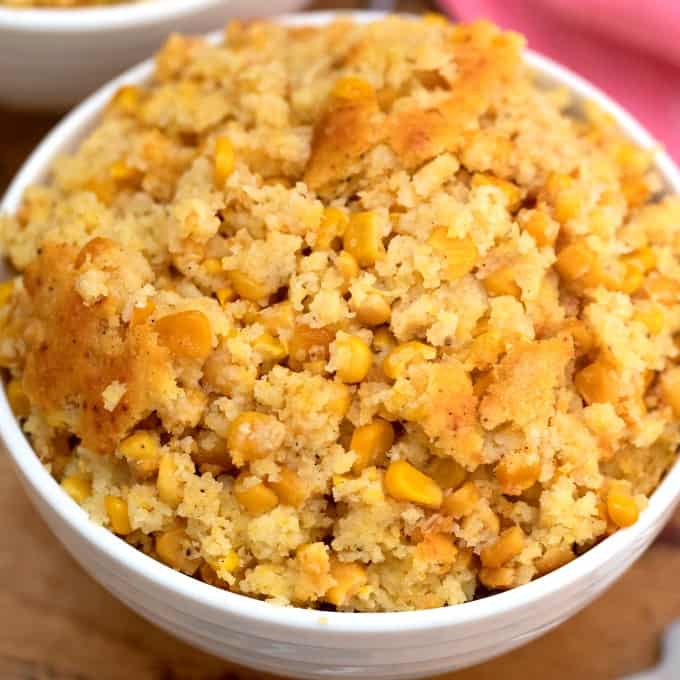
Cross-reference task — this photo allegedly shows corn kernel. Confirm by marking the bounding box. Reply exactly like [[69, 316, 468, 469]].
[[625, 246, 656, 274], [428, 458, 466, 490], [427, 227, 479, 280], [328, 382, 352, 419], [616, 141, 651, 175], [216, 550, 241, 573], [157, 454, 184, 508], [109, 160, 140, 188], [351, 419, 395, 473], [61, 475, 91, 504], [253, 332, 288, 364], [288, 324, 334, 371], [383, 341, 436, 380], [479, 566, 515, 590], [227, 411, 282, 462], [227, 270, 269, 302], [155, 310, 212, 360], [0, 279, 15, 307], [355, 294, 391, 326], [343, 212, 383, 267], [6, 379, 30, 418], [324, 559, 367, 607], [269, 468, 307, 507], [336, 250, 359, 290], [480, 525, 525, 568], [104, 495, 132, 535], [333, 335, 372, 384], [622, 175, 650, 208], [575, 360, 620, 405], [216, 287, 235, 307], [316, 207, 349, 251], [607, 491, 639, 528], [111, 85, 141, 115], [484, 266, 521, 298], [415, 532, 459, 563], [635, 307, 664, 335], [203, 258, 222, 275], [332, 76, 374, 100], [85, 177, 116, 206], [119, 431, 160, 479], [205, 553, 240, 583], [555, 241, 596, 283], [472, 173, 522, 211], [615, 261, 645, 294], [441, 480, 479, 518], [156, 527, 201, 574], [536, 546, 575, 575], [384, 460, 443, 509], [544, 173, 581, 223], [214, 136, 235, 187], [661, 367, 680, 417], [131, 299, 155, 326], [234, 473, 279, 515], [372, 327, 396, 355], [332, 474, 349, 488], [499, 458, 540, 500], [467, 329, 505, 370], [521, 209, 558, 247]]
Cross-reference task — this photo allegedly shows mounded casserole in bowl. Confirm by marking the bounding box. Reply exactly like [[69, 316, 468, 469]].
[[1, 15, 678, 612]]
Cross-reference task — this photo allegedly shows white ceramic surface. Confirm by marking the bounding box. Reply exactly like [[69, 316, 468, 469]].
[[1, 11, 680, 680], [0, 0, 306, 111]]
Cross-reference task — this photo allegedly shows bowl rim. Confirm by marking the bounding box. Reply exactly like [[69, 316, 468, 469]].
[[2, 9, 680, 638], [0, 0, 228, 32]]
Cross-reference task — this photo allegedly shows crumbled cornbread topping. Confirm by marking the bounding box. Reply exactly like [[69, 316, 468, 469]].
[[1, 17, 678, 611]]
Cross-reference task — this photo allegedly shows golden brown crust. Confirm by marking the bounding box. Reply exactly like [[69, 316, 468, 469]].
[[304, 89, 383, 192], [479, 337, 574, 430], [22, 241, 175, 453], [386, 109, 455, 171], [387, 22, 523, 169], [419, 361, 482, 467]]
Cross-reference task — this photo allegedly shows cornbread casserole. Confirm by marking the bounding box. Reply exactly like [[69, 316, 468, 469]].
[[1, 16, 679, 612]]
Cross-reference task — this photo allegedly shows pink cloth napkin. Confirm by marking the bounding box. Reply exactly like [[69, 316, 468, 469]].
[[440, 0, 680, 163]]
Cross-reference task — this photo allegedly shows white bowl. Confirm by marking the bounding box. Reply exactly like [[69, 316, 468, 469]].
[[0, 0, 306, 111], [1, 11, 679, 680]]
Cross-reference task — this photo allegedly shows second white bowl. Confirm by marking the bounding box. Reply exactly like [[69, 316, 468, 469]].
[[0, 0, 306, 111]]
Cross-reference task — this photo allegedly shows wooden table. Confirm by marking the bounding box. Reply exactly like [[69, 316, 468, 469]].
[[2, 2, 680, 678]]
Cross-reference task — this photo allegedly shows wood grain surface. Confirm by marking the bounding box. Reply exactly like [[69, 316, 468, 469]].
[[1, 1, 679, 678]]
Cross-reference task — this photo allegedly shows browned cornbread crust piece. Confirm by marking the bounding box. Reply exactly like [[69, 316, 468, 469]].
[[1, 16, 679, 611]]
